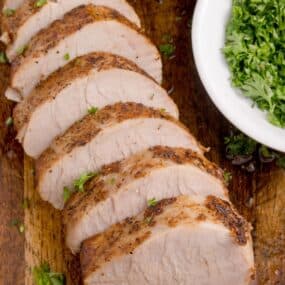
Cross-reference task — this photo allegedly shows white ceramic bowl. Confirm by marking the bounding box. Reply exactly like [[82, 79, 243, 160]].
[[192, 0, 285, 152]]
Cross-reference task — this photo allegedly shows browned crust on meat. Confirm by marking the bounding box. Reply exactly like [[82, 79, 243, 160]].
[[100, 161, 122, 176], [13, 52, 152, 131], [250, 267, 256, 281], [81, 196, 252, 279], [150, 146, 223, 179], [97, 146, 217, 179], [143, 198, 177, 226], [36, 103, 198, 184], [81, 224, 151, 275], [63, 145, 225, 231], [11, 5, 143, 73], [80, 198, 176, 277], [2, 1, 139, 43], [64, 177, 109, 220], [205, 195, 252, 245], [2, 1, 35, 41]]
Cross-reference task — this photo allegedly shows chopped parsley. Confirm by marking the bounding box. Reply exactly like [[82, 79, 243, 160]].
[[5, 116, 13, 126], [224, 130, 285, 171], [16, 45, 28, 56], [34, 0, 48, 8], [147, 198, 157, 207], [159, 43, 175, 58], [88, 106, 98, 115], [32, 262, 65, 285], [63, 53, 70, 61], [74, 172, 98, 192], [224, 0, 285, 128], [0, 52, 8, 64], [9, 219, 25, 233], [160, 34, 176, 58], [63, 173, 98, 202], [276, 156, 285, 169], [3, 8, 15, 17], [224, 133, 257, 157], [223, 171, 232, 186], [63, 187, 72, 203], [259, 145, 273, 158]]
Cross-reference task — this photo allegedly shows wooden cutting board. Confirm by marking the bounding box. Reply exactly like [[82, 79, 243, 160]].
[[0, 0, 284, 284]]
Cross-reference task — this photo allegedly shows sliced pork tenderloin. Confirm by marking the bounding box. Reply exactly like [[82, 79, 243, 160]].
[[36, 103, 205, 209], [81, 195, 255, 285], [2, 0, 24, 10], [1, 0, 140, 59], [64, 146, 228, 253], [14, 53, 177, 158], [6, 5, 162, 101]]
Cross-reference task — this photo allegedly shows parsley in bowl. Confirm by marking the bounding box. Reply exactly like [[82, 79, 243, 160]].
[[224, 0, 285, 128], [192, 0, 285, 152]]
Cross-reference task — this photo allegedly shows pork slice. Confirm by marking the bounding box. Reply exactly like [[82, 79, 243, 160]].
[[2, 0, 24, 10], [81, 195, 255, 285], [2, 0, 140, 59], [64, 146, 228, 253], [13, 52, 178, 158], [36, 103, 205, 210], [6, 5, 162, 101]]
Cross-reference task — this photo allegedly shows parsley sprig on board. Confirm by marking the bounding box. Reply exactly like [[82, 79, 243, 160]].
[[32, 262, 65, 285], [224, 131, 285, 171], [225, 133, 257, 157], [224, 0, 285, 128]]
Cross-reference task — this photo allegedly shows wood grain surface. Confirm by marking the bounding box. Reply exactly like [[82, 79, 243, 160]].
[[0, 0, 284, 284]]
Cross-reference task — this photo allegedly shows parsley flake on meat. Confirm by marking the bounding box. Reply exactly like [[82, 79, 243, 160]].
[[74, 172, 98, 192], [147, 198, 158, 207], [3, 8, 15, 17], [88, 106, 98, 114], [34, 0, 48, 8]]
